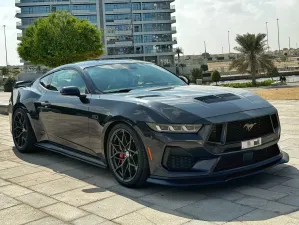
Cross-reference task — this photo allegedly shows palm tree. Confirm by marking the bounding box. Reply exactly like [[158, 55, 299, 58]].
[[175, 47, 183, 63], [229, 33, 274, 85]]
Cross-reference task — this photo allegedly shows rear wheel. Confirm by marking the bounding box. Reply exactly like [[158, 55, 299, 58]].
[[12, 108, 36, 153], [107, 123, 150, 188]]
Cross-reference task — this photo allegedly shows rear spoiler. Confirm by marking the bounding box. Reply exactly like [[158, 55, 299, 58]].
[[14, 80, 33, 89]]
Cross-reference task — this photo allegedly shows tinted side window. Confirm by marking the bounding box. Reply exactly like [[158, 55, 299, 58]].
[[50, 70, 87, 93], [40, 75, 52, 89]]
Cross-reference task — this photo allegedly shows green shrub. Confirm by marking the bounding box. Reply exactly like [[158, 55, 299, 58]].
[[4, 76, 16, 92], [1, 67, 9, 76], [266, 66, 279, 79], [201, 64, 208, 72], [221, 79, 274, 88], [211, 70, 221, 85], [191, 68, 203, 83]]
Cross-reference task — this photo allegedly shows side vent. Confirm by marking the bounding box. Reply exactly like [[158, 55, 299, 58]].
[[208, 124, 223, 143], [195, 93, 240, 104]]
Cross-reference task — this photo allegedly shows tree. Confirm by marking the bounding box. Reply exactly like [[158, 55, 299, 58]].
[[175, 47, 183, 63], [191, 68, 203, 83], [1, 67, 9, 76], [201, 64, 208, 72], [266, 66, 279, 80], [18, 11, 104, 68], [179, 63, 186, 74], [4, 76, 16, 92], [211, 70, 221, 85], [229, 33, 274, 85]]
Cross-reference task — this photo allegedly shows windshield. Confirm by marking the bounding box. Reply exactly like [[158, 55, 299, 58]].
[[85, 63, 186, 93]]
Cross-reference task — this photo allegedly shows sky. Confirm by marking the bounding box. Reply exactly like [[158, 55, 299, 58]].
[[0, 0, 299, 66]]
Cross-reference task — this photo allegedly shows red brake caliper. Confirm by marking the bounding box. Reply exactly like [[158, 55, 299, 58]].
[[119, 153, 125, 164]]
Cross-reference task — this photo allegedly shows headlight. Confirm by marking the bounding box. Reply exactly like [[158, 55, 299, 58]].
[[147, 123, 202, 133]]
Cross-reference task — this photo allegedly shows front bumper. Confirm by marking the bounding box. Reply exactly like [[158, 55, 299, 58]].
[[134, 110, 288, 186], [147, 150, 289, 186]]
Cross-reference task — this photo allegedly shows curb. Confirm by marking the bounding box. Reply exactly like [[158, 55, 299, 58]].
[[0, 104, 8, 115]]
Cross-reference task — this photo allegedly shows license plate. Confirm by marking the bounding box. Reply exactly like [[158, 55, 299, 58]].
[[241, 138, 262, 149]]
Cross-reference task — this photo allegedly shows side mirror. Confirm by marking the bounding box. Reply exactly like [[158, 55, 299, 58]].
[[179, 76, 190, 85], [60, 86, 84, 98]]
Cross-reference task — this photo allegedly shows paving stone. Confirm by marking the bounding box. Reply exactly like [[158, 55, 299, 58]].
[[0, 160, 21, 170], [41, 202, 88, 221], [0, 204, 46, 225], [236, 209, 299, 225], [200, 187, 245, 201], [183, 220, 216, 225], [0, 178, 10, 187], [236, 197, 298, 214], [114, 206, 190, 225], [9, 170, 57, 183], [269, 185, 299, 196], [42, 159, 86, 173], [72, 214, 106, 225], [0, 193, 20, 210], [282, 179, 299, 188], [234, 186, 287, 200], [84, 173, 118, 189], [16, 192, 57, 208], [140, 189, 206, 210], [19, 173, 64, 187], [81, 195, 146, 220], [278, 195, 299, 207], [178, 198, 254, 223], [26, 217, 68, 225], [0, 184, 32, 197], [0, 165, 43, 179], [52, 185, 115, 207], [109, 184, 163, 198], [62, 165, 99, 180], [275, 167, 299, 179], [30, 177, 87, 196], [100, 221, 119, 225]]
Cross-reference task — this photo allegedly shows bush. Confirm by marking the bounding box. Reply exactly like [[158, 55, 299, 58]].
[[1, 67, 9, 75], [4, 76, 16, 92], [200, 64, 208, 72], [211, 70, 221, 85], [221, 80, 274, 88], [191, 68, 203, 83], [266, 66, 279, 79]]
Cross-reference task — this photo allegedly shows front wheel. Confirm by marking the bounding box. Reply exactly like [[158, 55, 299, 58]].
[[12, 108, 36, 153], [107, 123, 150, 188]]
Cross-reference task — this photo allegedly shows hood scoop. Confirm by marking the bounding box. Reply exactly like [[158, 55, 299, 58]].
[[195, 93, 241, 104], [135, 95, 161, 99]]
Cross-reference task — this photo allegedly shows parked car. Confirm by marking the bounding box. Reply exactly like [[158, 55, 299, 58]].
[[9, 60, 289, 188]]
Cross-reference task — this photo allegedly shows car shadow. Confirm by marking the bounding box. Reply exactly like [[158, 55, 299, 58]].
[[5, 146, 299, 224]]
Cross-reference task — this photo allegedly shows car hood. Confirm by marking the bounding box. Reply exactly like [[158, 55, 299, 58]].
[[100, 85, 275, 123]]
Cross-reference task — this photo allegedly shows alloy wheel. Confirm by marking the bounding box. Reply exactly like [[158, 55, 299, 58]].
[[109, 129, 139, 182], [13, 111, 28, 149]]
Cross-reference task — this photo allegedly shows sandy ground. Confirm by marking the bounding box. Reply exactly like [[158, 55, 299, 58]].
[[254, 87, 299, 100]]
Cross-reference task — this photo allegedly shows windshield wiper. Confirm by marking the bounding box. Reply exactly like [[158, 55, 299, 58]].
[[104, 88, 134, 94]]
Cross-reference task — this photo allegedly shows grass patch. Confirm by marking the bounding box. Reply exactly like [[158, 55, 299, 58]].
[[221, 80, 274, 88]]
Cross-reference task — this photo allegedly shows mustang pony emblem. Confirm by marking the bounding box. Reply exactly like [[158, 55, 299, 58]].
[[243, 123, 257, 131]]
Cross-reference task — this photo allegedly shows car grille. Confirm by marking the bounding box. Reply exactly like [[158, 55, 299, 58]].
[[214, 144, 280, 172], [226, 115, 274, 143]]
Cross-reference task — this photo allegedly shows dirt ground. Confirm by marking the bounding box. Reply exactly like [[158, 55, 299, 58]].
[[253, 87, 299, 100]]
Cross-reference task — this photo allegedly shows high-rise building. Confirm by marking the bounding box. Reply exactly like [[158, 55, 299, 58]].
[[15, 0, 177, 66]]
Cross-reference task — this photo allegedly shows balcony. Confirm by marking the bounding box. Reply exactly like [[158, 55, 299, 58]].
[[17, 33, 23, 40], [72, 10, 96, 15], [16, 0, 95, 7]]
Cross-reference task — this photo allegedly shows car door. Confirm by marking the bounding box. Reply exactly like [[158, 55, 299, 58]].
[[38, 69, 94, 156]]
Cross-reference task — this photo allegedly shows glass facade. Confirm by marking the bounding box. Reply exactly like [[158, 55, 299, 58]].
[[16, 0, 176, 66]]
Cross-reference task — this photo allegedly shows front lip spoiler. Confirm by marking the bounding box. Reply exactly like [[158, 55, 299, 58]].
[[147, 151, 289, 187]]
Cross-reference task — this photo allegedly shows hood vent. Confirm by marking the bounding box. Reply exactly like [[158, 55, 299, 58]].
[[135, 95, 161, 99], [195, 93, 240, 103]]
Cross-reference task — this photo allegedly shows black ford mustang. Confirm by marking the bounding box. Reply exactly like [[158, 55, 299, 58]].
[[9, 60, 289, 188]]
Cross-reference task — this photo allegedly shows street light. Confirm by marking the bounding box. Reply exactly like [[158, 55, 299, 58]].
[[277, 19, 281, 54], [228, 30, 231, 55], [266, 22, 269, 52], [3, 25, 8, 66], [204, 41, 207, 58], [289, 37, 291, 49]]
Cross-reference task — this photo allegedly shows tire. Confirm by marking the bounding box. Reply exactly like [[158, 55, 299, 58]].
[[12, 108, 36, 153], [107, 123, 150, 188]]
